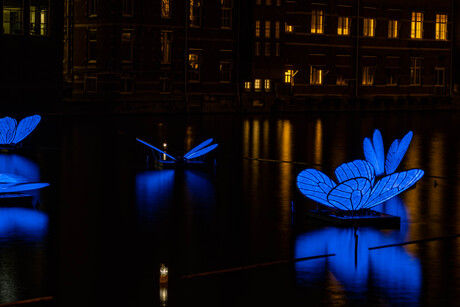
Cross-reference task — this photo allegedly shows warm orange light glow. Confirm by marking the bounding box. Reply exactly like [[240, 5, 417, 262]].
[[311, 10, 324, 34], [411, 12, 423, 39]]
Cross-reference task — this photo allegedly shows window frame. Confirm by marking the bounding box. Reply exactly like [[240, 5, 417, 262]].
[[311, 10, 324, 34], [363, 18, 375, 37], [410, 12, 424, 39]]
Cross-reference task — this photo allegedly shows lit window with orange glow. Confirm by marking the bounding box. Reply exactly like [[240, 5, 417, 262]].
[[311, 10, 324, 34], [435, 14, 448, 40], [337, 16, 350, 36], [244, 81, 252, 90], [188, 53, 201, 81], [264, 79, 271, 91], [161, 0, 171, 18], [275, 21, 280, 39], [30, 0, 49, 36], [362, 66, 375, 85], [388, 20, 398, 38], [363, 18, 375, 37], [189, 0, 202, 27], [284, 70, 293, 84], [254, 79, 262, 91], [411, 12, 423, 39], [310, 66, 323, 85], [265, 20, 271, 38], [264, 43, 270, 56], [255, 20, 260, 37], [3, 0, 24, 34], [285, 23, 293, 33]]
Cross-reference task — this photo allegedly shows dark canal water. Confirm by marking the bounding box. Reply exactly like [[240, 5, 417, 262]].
[[0, 111, 459, 306]]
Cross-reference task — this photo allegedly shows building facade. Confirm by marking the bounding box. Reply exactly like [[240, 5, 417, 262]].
[[1, 0, 62, 113], [64, 0, 457, 112]]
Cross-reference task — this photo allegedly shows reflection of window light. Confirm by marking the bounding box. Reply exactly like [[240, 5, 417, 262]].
[[411, 12, 423, 39], [254, 79, 261, 91], [264, 79, 270, 91], [435, 14, 447, 40]]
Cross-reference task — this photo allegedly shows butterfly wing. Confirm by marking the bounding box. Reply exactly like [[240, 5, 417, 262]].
[[385, 131, 413, 175], [136, 138, 176, 161], [0, 117, 18, 145], [362, 169, 424, 209], [12, 115, 41, 145], [334, 160, 375, 185], [327, 177, 372, 211], [363, 129, 385, 176], [297, 169, 336, 208], [185, 144, 218, 160], [184, 138, 213, 159], [0, 182, 50, 194]]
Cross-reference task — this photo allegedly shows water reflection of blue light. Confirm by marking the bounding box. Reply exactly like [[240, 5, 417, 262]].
[[0, 208, 48, 243], [0, 154, 42, 201], [295, 197, 421, 304]]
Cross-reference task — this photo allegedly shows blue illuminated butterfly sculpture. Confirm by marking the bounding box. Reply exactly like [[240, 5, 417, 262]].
[[136, 138, 218, 165], [0, 115, 41, 147], [297, 130, 424, 211]]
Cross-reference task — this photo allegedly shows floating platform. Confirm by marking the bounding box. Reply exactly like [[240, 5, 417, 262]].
[[303, 208, 400, 228]]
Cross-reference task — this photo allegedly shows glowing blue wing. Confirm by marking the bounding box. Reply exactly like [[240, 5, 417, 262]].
[[185, 144, 218, 160], [184, 138, 214, 159], [362, 169, 424, 209], [327, 178, 372, 211], [136, 138, 176, 161], [385, 131, 413, 175], [0, 117, 17, 145], [297, 169, 336, 208], [334, 160, 375, 185], [0, 182, 50, 193], [12, 115, 41, 145], [363, 129, 385, 176]]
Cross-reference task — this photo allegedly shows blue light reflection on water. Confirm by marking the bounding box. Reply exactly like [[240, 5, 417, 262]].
[[295, 197, 421, 304], [0, 154, 42, 201]]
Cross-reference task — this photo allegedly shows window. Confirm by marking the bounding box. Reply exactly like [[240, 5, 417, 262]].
[[161, 31, 172, 64], [386, 70, 398, 86], [264, 79, 271, 91], [285, 23, 293, 33], [336, 75, 347, 86], [275, 43, 280, 56], [120, 75, 133, 94], [255, 20, 260, 37], [276, 0, 281, 6], [255, 42, 261, 56], [363, 18, 375, 37], [411, 12, 423, 39], [265, 20, 270, 38], [275, 21, 280, 39], [122, 0, 133, 16], [310, 66, 323, 85], [88, 0, 97, 17], [221, 0, 232, 29], [362, 66, 375, 85], [188, 53, 201, 81], [244, 81, 252, 91], [3, 0, 24, 34], [311, 10, 324, 34], [30, 0, 49, 35], [285, 69, 295, 85], [266, 0, 271, 5], [160, 78, 172, 93], [84, 75, 97, 93], [161, 0, 170, 18], [189, 0, 201, 27], [410, 58, 422, 85], [121, 30, 133, 63], [337, 16, 350, 36], [388, 20, 398, 38], [254, 79, 262, 91], [220, 61, 232, 82], [264, 43, 270, 56], [436, 14, 448, 40], [435, 67, 445, 86], [87, 29, 97, 63]]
